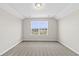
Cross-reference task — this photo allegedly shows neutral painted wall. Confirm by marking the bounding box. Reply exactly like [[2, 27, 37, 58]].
[[59, 10, 79, 54], [0, 9, 22, 55], [22, 18, 58, 41]]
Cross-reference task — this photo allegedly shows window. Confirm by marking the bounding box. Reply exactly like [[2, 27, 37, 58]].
[[31, 21, 48, 35]]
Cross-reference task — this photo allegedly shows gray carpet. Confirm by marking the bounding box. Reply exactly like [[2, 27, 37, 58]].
[[2, 42, 78, 56]]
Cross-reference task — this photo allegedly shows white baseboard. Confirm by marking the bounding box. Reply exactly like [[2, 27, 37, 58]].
[[59, 40, 79, 55], [23, 39, 58, 42], [0, 40, 22, 56]]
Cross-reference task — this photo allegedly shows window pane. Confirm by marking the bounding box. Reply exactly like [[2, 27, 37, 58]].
[[32, 28, 39, 35], [40, 28, 48, 35], [32, 21, 48, 35]]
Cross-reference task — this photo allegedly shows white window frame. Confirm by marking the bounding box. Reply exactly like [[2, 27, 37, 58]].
[[31, 21, 48, 35]]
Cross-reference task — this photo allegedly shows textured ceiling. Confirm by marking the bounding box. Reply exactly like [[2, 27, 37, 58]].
[[0, 3, 79, 20]]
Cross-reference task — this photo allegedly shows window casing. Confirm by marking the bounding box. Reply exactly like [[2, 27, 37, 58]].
[[31, 21, 48, 35]]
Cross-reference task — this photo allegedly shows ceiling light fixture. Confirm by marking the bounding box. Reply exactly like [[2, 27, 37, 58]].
[[35, 3, 42, 8]]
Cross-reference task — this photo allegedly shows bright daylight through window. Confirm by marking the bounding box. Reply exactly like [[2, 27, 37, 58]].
[[32, 21, 48, 35]]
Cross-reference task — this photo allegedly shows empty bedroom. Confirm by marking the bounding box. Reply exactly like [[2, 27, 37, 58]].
[[0, 3, 79, 56]]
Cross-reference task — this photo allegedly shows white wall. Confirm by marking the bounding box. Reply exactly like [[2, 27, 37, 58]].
[[0, 9, 22, 55], [23, 18, 58, 41], [59, 10, 79, 54]]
